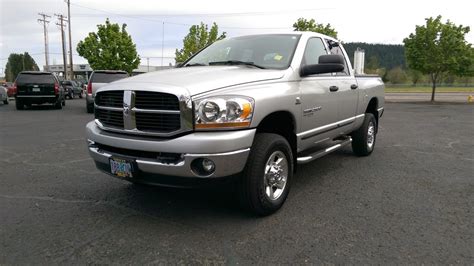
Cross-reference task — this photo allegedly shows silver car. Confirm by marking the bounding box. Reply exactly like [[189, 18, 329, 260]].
[[85, 70, 128, 113], [0, 86, 9, 105]]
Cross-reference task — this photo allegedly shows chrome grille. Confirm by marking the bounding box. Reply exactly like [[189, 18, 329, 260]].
[[136, 112, 181, 132], [95, 109, 124, 129], [94, 90, 187, 136], [95, 91, 124, 108], [135, 91, 179, 110]]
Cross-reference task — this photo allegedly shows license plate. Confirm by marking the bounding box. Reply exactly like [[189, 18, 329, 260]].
[[32, 88, 40, 92], [110, 158, 134, 178]]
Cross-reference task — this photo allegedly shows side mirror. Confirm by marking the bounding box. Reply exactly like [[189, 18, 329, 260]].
[[300, 54, 345, 76]]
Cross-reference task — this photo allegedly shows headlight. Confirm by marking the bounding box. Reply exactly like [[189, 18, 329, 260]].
[[194, 96, 254, 130]]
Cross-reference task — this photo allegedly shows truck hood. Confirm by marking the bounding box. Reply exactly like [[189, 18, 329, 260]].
[[106, 66, 285, 96]]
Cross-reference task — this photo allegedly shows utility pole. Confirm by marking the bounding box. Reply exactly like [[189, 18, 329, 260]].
[[161, 22, 164, 67], [38, 13, 51, 71], [146, 57, 150, 72], [65, 0, 74, 80], [55, 14, 68, 78]]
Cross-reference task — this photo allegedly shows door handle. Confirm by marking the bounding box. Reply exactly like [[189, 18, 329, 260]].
[[329, 86, 339, 92], [351, 84, 358, 90]]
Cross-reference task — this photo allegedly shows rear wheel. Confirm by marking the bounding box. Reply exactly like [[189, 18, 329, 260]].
[[87, 103, 94, 113], [15, 99, 24, 110], [79, 91, 83, 99], [239, 133, 293, 216], [351, 113, 377, 156], [3, 98, 8, 104], [62, 96, 66, 106], [54, 97, 63, 109]]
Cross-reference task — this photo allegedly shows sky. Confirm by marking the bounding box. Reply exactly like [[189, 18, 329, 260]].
[[1, 0, 473, 73]]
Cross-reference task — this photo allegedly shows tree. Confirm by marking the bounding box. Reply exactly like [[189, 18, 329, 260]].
[[77, 18, 140, 74], [407, 69, 424, 86], [4, 53, 39, 82], [386, 66, 408, 84], [292, 18, 338, 39], [175, 22, 226, 63], [403, 16, 472, 101]]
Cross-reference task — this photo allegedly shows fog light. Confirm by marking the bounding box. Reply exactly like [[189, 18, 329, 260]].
[[202, 159, 215, 172], [191, 158, 216, 176]]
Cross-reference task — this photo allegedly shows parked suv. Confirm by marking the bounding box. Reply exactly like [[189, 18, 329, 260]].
[[86, 70, 128, 113], [61, 80, 83, 99], [14, 71, 65, 110]]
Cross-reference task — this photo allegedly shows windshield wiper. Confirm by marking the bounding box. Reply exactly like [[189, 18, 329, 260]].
[[184, 63, 207, 67], [208, 60, 266, 69]]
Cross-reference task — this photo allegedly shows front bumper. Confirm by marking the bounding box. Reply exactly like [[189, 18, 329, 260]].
[[86, 121, 255, 181]]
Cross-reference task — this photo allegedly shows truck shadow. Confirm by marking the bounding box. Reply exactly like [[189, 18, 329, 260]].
[[106, 148, 356, 220]]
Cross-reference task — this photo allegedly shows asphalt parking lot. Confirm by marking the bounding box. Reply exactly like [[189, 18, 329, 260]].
[[0, 99, 473, 264]]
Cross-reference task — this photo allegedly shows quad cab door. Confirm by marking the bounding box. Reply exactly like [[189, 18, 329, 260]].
[[325, 39, 359, 134], [298, 37, 341, 151]]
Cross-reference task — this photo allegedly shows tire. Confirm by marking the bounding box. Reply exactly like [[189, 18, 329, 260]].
[[15, 99, 24, 110], [3, 98, 8, 104], [54, 98, 63, 109], [86, 103, 94, 113], [351, 113, 377, 156], [239, 133, 293, 216], [62, 96, 66, 106], [79, 91, 83, 99]]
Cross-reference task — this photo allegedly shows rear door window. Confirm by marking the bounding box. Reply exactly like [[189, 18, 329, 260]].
[[91, 73, 128, 83], [326, 40, 350, 76], [16, 73, 55, 84]]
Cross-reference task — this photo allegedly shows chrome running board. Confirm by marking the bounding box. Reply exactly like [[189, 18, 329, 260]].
[[297, 137, 352, 164]]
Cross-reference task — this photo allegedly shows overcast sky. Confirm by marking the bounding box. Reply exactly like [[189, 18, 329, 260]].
[[1, 0, 473, 72]]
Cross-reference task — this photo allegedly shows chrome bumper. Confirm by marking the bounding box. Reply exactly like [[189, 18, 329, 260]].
[[86, 121, 255, 178]]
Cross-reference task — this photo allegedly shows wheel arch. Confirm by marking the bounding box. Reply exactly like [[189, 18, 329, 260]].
[[255, 111, 297, 169], [365, 97, 379, 130]]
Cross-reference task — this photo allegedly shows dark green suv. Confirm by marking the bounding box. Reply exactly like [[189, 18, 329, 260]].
[[14, 71, 66, 110]]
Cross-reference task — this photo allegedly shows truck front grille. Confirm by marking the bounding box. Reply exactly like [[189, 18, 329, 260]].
[[94, 90, 186, 136], [95, 91, 124, 108], [95, 109, 124, 129], [135, 91, 180, 110]]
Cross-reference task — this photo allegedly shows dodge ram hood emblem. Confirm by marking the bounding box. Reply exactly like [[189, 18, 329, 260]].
[[123, 103, 130, 116]]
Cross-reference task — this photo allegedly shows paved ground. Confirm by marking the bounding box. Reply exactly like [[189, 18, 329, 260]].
[[386, 92, 473, 103], [0, 99, 473, 264]]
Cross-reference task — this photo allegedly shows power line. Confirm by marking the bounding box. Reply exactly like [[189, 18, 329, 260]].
[[69, 2, 296, 30]]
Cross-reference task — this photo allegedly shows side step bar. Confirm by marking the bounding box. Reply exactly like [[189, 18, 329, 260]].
[[297, 137, 352, 164]]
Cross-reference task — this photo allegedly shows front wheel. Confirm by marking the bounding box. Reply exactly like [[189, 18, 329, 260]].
[[351, 113, 377, 156], [239, 133, 293, 216]]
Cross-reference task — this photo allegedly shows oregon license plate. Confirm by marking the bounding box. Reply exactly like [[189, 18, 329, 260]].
[[110, 158, 134, 178]]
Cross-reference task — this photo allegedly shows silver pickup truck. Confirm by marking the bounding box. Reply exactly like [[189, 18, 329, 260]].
[[86, 32, 384, 215]]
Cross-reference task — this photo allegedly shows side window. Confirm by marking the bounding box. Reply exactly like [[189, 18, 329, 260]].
[[302, 38, 327, 67], [326, 40, 349, 75]]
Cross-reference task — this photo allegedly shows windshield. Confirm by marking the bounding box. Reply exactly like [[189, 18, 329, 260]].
[[184, 34, 301, 70], [16, 73, 55, 84]]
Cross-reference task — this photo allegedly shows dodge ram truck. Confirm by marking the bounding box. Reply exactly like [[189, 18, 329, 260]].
[[86, 32, 384, 215]]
